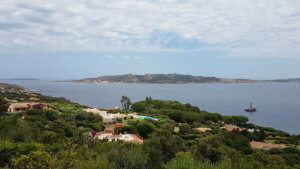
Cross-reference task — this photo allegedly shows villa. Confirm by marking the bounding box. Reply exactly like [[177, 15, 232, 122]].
[[84, 108, 128, 123], [8, 102, 51, 112], [104, 124, 123, 134], [250, 141, 287, 150], [221, 124, 244, 132], [195, 127, 212, 132], [29, 97, 40, 101], [90, 123, 143, 144], [97, 133, 144, 144]]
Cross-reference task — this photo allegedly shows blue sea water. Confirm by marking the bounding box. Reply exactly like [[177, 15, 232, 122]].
[[1, 80, 299, 134]]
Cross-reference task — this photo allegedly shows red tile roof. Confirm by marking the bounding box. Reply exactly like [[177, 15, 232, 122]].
[[221, 124, 244, 131]]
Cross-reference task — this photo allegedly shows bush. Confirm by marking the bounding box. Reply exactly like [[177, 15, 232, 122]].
[[12, 151, 52, 169], [27, 109, 59, 121], [0, 97, 9, 114], [76, 122, 102, 132], [136, 121, 155, 138], [41, 131, 61, 144], [107, 143, 149, 169], [223, 116, 249, 125], [75, 112, 103, 123], [0, 141, 39, 167], [131, 102, 147, 112]]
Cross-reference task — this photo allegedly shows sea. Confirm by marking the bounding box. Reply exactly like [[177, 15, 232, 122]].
[[1, 80, 299, 134]]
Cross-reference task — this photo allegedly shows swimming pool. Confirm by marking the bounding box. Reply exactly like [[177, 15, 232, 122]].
[[134, 115, 158, 121]]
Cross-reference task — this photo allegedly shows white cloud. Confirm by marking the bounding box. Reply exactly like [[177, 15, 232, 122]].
[[0, 0, 300, 57]]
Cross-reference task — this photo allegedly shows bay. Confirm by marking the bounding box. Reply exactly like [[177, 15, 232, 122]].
[[1, 80, 299, 134]]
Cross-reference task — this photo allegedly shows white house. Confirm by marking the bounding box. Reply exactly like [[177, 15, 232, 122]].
[[97, 133, 143, 144], [84, 108, 128, 123]]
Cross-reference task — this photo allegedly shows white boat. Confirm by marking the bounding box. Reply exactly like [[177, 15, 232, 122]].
[[245, 102, 256, 112]]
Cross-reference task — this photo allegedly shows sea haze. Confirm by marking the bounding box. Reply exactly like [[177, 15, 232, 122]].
[[1, 80, 299, 134]]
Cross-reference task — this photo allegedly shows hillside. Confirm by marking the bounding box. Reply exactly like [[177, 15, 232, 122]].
[[0, 83, 25, 93], [273, 78, 300, 82], [72, 74, 261, 84]]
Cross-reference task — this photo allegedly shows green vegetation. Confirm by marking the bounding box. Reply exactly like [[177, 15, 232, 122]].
[[0, 96, 9, 114], [0, 84, 299, 169]]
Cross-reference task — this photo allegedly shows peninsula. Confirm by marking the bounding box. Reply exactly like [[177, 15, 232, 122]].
[[71, 74, 264, 84]]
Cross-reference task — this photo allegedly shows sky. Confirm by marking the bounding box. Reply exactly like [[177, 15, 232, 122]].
[[0, 0, 300, 80]]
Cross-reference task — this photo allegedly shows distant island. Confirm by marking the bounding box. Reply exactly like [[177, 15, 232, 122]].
[[0, 78, 39, 81], [71, 74, 267, 84], [273, 78, 300, 82]]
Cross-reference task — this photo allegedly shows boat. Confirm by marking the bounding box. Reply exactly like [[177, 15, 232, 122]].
[[245, 102, 256, 112]]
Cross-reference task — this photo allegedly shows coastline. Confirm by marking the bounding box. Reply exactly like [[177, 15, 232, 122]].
[[60, 80, 271, 84], [2, 80, 300, 134]]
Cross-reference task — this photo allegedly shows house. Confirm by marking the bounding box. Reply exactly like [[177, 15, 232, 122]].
[[93, 123, 143, 144], [26, 92, 38, 97], [84, 108, 111, 122], [221, 124, 244, 132], [29, 97, 40, 101], [8, 102, 51, 112], [195, 127, 212, 132], [250, 141, 287, 150], [97, 133, 144, 144], [246, 129, 259, 133], [174, 127, 180, 133], [104, 124, 123, 134], [84, 108, 128, 123]]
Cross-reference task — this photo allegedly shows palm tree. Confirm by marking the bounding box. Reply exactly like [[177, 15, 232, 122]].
[[145, 96, 152, 108], [125, 97, 131, 110], [120, 96, 126, 109], [120, 96, 131, 110]]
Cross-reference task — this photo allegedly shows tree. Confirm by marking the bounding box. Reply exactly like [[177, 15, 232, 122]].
[[223, 116, 249, 125], [149, 129, 186, 162], [266, 155, 287, 169], [192, 134, 242, 163], [179, 123, 193, 135], [222, 130, 253, 154], [131, 102, 146, 112], [12, 151, 52, 169], [145, 97, 152, 107], [143, 137, 164, 169], [107, 144, 149, 169], [164, 152, 198, 169], [136, 121, 155, 138], [0, 97, 9, 114], [120, 96, 131, 110], [256, 129, 266, 141]]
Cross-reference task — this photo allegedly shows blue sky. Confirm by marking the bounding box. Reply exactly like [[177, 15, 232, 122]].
[[0, 0, 300, 80]]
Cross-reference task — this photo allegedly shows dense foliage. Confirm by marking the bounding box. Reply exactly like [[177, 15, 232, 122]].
[[0, 97, 9, 114]]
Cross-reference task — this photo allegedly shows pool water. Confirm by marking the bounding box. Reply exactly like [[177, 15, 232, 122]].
[[135, 115, 158, 121]]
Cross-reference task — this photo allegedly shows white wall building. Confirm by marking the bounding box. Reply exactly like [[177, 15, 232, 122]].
[[84, 108, 128, 123], [97, 133, 143, 144]]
